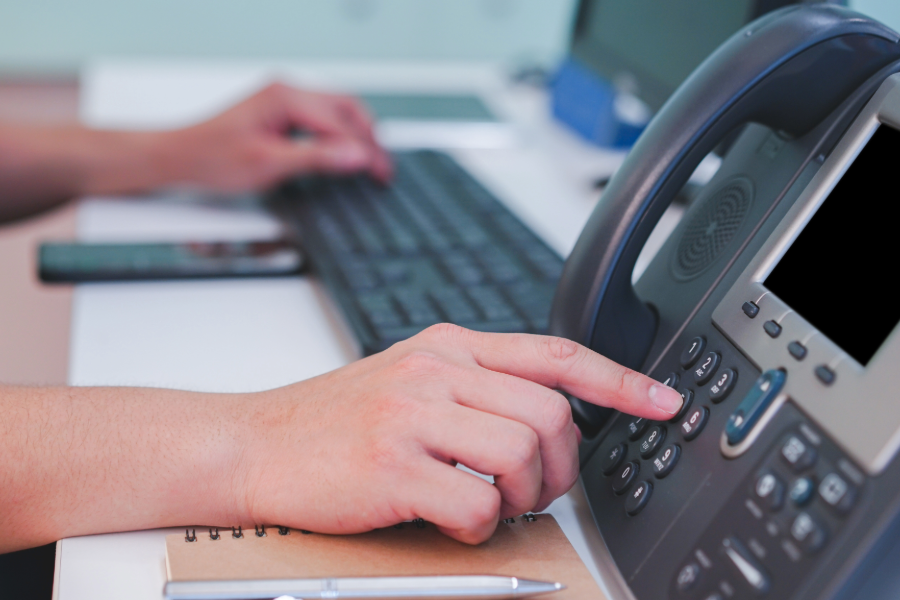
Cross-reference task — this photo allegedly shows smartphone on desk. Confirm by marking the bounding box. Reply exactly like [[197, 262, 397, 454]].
[[38, 239, 306, 283]]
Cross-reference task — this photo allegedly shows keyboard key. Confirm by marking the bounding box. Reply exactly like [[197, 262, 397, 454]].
[[431, 287, 479, 323], [467, 286, 518, 320], [393, 289, 440, 326], [357, 292, 403, 328], [442, 252, 485, 286]]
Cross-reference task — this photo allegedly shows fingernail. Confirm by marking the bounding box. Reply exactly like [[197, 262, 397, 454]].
[[649, 384, 683, 415]]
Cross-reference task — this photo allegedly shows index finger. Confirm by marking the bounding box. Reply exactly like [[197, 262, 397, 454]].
[[421, 325, 683, 421]]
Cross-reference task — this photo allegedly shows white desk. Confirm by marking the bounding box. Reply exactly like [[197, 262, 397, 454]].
[[56, 59, 687, 600]]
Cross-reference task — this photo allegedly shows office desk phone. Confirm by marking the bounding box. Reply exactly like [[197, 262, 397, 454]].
[[551, 6, 900, 600]]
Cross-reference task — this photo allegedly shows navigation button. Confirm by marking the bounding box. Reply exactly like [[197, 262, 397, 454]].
[[818, 473, 856, 514], [670, 388, 694, 423], [693, 351, 720, 385], [709, 368, 737, 403], [601, 443, 627, 476], [624, 480, 653, 515], [721, 537, 770, 594], [681, 407, 709, 441], [680, 336, 706, 368], [789, 477, 815, 506], [781, 435, 817, 472], [611, 461, 639, 495], [653, 444, 681, 478], [639, 426, 666, 459], [627, 417, 650, 441]]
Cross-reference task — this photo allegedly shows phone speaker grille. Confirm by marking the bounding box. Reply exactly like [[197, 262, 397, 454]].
[[671, 177, 753, 281]]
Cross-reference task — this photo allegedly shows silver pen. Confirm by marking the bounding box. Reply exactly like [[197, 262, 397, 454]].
[[164, 575, 565, 599]]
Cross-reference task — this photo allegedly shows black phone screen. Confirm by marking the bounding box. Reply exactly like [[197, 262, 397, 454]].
[[765, 124, 900, 366]]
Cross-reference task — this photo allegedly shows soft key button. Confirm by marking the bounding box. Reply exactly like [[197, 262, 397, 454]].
[[721, 537, 770, 594], [725, 369, 785, 446]]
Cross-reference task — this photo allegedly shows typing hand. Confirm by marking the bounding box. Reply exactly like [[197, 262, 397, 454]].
[[166, 82, 391, 190], [239, 324, 683, 544]]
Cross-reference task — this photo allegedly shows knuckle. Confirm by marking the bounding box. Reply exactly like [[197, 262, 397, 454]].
[[507, 426, 540, 470], [467, 487, 502, 526], [419, 322, 466, 344], [610, 364, 641, 398], [541, 336, 581, 367], [540, 391, 573, 437], [391, 350, 446, 378]]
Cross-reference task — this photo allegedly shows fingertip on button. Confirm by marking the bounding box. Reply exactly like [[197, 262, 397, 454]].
[[650, 384, 684, 416]]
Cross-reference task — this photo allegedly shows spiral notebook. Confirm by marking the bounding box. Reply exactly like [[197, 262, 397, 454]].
[[165, 514, 603, 599]]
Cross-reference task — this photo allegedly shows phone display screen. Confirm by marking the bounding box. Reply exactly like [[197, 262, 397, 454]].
[[765, 124, 900, 366]]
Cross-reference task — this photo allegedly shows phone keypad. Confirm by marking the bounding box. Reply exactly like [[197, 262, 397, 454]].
[[597, 333, 742, 516]]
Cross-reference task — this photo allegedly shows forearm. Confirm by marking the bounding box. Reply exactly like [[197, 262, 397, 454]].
[[0, 384, 251, 552], [0, 123, 181, 223]]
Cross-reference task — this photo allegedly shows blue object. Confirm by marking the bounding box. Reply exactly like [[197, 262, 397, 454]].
[[551, 58, 649, 149], [725, 369, 786, 445]]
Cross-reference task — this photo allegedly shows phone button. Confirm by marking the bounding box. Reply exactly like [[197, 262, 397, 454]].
[[742, 301, 760, 318], [722, 537, 770, 593], [601, 443, 627, 476], [670, 388, 694, 423], [662, 372, 680, 388], [763, 320, 782, 338], [627, 417, 650, 441], [652, 444, 680, 478], [692, 351, 720, 385], [624, 480, 653, 515], [612, 461, 639, 494], [681, 407, 709, 441], [754, 472, 785, 511], [709, 368, 737, 403], [725, 369, 785, 446], [639, 426, 666, 459], [680, 336, 706, 368]]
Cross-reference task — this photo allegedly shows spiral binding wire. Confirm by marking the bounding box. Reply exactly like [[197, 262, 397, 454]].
[[185, 515, 539, 542]]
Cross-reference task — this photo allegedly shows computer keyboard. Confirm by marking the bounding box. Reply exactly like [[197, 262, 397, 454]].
[[273, 150, 564, 355]]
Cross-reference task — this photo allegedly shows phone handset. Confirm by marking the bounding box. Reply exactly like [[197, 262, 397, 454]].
[[549, 5, 900, 433]]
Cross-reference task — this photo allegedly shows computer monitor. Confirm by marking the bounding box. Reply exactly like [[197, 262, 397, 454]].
[[554, 0, 811, 147]]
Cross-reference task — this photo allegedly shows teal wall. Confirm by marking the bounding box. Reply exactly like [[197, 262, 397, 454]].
[[0, 1, 897, 77], [0, 1, 579, 75]]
